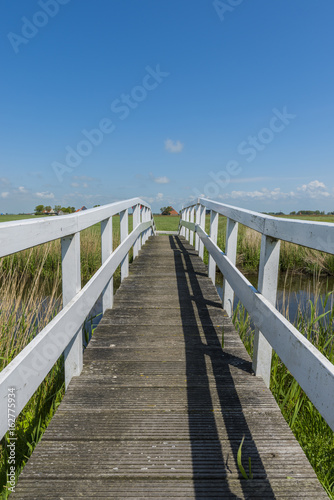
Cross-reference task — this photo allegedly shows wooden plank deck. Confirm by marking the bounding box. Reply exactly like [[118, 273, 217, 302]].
[[13, 235, 328, 499]]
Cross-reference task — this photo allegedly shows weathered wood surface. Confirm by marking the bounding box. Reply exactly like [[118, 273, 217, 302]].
[[13, 236, 328, 499]]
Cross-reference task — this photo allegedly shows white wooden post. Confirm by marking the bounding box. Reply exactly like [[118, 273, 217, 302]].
[[101, 217, 113, 313], [144, 207, 149, 243], [185, 208, 190, 241], [253, 235, 280, 387], [120, 209, 129, 280], [133, 204, 140, 259], [198, 205, 206, 260], [195, 204, 200, 251], [189, 206, 195, 246], [222, 218, 238, 316], [138, 205, 142, 251], [61, 233, 83, 390], [149, 209, 154, 237], [182, 209, 186, 237], [180, 209, 184, 237], [208, 210, 218, 284], [140, 206, 145, 245]]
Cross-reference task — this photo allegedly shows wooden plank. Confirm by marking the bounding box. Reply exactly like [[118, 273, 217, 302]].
[[12, 235, 328, 499], [12, 479, 327, 499]]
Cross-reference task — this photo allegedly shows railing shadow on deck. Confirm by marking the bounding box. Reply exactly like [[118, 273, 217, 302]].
[[170, 235, 275, 499]]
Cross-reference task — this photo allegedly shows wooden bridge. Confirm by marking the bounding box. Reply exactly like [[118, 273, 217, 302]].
[[1, 198, 333, 499]]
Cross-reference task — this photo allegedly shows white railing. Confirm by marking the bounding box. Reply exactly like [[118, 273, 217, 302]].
[[0, 198, 155, 439], [180, 197, 334, 431]]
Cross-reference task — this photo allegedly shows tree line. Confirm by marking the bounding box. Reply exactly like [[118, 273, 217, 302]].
[[34, 205, 75, 215]]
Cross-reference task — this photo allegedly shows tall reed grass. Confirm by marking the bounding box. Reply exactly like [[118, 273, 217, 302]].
[[203, 216, 334, 275], [232, 282, 334, 499]]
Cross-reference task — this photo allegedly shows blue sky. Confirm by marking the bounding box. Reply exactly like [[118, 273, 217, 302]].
[[1, 0, 334, 214]]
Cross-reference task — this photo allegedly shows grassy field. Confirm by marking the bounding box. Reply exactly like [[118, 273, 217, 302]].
[[0, 214, 48, 222], [153, 214, 180, 231]]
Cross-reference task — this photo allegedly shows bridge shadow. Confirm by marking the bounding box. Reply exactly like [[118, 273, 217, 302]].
[[170, 235, 275, 499]]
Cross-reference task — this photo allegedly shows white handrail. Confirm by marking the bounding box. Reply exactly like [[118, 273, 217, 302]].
[[183, 197, 334, 253], [180, 198, 334, 432], [0, 198, 154, 440], [0, 197, 151, 258]]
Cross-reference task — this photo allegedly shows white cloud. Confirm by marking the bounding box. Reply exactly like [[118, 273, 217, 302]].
[[143, 193, 165, 204], [18, 186, 28, 193], [71, 182, 80, 188], [35, 191, 55, 199], [297, 180, 330, 198], [165, 138, 184, 153], [1, 192, 9, 198], [72, 175, 96, 182], [218, 180, 332, 202], [144, 196, 155, 204], [154, 176, 170, 184]]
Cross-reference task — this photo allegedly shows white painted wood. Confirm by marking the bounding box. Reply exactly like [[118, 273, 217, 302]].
[[120, 209, 129, 280], [181, 220, 195, 231], [133, 204, 140, 259], [143, 207, 147, 243], [61, 233, 83, 390], [198, 205, 206, 260], [185, 208, 190, 241], [195, 205, 200, 251], [101, 217, 113, 313], [0, 219, 152, 440], [253, 235, 281, 387], [189, 207, 195, 246], [208, 210, 218, 284], [0, 198, 152, 258], [138, 206, 143, 252], [195, 224, 334, 432], [181, 210, 186, 237], [150, 210, 154, 237], [188, 197, 334, 254], [222, 218, 238, 316]]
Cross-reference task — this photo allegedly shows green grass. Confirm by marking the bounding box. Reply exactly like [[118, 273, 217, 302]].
[[153, 214, 180, 231], [0, 214, 49, 222], [277, 214, 334, 223]]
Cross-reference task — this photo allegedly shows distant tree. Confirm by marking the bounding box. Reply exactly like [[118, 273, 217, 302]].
[[34, 205, 44, 215], [45, 205, 52, 213], [60, 206, 76, 214], [290, 211, 296, 215], [54, 205, 61, 212], [93, 204, 100, 208], [160, 206, 172, 215]]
